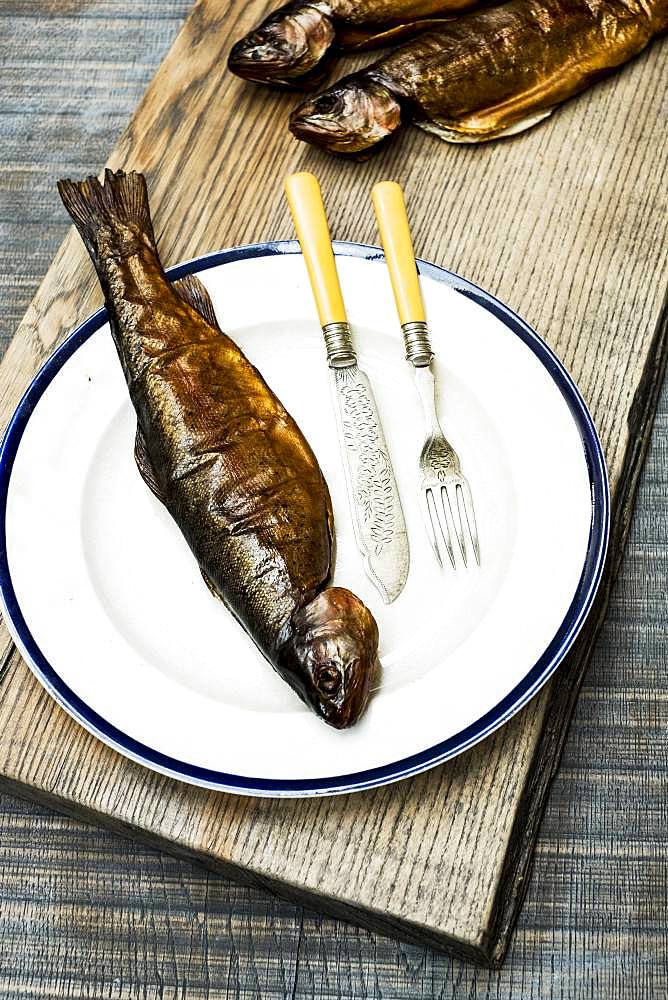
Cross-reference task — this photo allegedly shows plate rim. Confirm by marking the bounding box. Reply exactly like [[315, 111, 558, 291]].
[[0, 240, 610, 797]]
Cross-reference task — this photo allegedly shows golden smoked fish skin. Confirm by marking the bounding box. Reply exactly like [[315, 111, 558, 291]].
[[57, 169, 379, 729], [227, 0, 478, 89], [289, 0, 668, 150]]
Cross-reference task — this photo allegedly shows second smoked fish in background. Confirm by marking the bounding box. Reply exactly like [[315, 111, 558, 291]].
[[289, 0, 668, 151]]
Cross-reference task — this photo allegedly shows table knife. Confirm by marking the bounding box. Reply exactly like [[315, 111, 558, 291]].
[[285, 171, 409, 603]]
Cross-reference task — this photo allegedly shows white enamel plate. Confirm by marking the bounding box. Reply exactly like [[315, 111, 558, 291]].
[[0, 243, 609, 796]]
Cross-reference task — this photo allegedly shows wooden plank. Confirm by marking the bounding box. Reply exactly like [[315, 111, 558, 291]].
[[0, 0, 665, 967]]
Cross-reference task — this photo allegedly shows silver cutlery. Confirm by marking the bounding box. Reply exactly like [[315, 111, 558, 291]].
[[372, 181, 480, 569], [286, 172, 409, 602]]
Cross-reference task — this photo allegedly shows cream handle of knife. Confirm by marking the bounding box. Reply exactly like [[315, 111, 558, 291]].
[[285, 172, 355, 368], [372, 181, 434, 368]]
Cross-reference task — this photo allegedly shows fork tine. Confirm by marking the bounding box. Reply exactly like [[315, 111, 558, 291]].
[[457, 480, 481, 565], [432, 488, 457, 569], [443, 483, 467, 566], [419, 488, 443, 568]]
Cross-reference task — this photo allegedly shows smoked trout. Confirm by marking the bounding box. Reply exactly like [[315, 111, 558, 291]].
[[227, 0, 478, 89], [58, 169, 379, 729], [289, 0, 668, 151]]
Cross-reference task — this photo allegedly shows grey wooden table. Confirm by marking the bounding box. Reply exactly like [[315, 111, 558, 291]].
[[0, 3, 666, 997]]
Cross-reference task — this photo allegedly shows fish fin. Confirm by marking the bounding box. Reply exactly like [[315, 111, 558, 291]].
[[57, 168, 156, 262], [134, 426, 166, 503], [338, 18, 453, 49], [200, 566, 227, 607], [172, 274, 221, 330], [323, 475, 335, 582], [416, 108, 554, 144]]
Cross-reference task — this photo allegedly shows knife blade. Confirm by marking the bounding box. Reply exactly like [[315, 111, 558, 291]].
[[329, 360, 409, 603], [285, 171, 409, 603]]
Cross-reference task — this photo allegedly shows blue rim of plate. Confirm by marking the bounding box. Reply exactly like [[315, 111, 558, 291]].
[[0, 240, 609, 797]]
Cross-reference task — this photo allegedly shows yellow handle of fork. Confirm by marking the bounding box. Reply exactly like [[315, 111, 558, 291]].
[[285, 172, 347, 327], [371, 181, 426, 326]]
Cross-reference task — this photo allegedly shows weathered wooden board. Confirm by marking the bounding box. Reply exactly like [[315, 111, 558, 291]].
[[0, 0, 665, 968]]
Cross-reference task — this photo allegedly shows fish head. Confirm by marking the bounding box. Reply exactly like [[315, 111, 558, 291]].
[[289, 77, 402, 153], [281, 587, 380, 728], [227, 5, 335, 87]]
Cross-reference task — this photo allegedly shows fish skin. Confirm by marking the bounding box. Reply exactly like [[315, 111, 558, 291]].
[[320, 0, 479, 26], [227, 0, 479, 89], [289, 0, 668, 150], [57, 169, 379, 729]]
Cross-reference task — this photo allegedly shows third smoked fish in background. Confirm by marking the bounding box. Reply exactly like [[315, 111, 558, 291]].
[[227, 0, 479, 89]]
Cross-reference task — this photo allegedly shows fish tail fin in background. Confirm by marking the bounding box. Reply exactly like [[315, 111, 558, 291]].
[[57, 168, 156, 264]]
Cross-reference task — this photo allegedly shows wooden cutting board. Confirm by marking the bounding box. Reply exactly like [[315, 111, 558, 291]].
[[0, 0, 665, 967]]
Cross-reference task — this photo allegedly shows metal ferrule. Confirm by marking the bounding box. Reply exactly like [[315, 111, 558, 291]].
[[402, 321, 433, 368], [323, 321, 356, 369]]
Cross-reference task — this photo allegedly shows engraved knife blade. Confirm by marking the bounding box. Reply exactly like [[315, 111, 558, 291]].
[[328, 348, 409, 604]]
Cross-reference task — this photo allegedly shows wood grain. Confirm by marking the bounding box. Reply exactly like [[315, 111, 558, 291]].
[[0, 0, 666, 971]]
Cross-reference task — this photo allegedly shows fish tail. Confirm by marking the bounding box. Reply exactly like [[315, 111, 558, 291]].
[[57, 168, 156, 263]]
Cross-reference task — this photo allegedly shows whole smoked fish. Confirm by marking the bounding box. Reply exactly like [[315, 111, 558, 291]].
[[228, 0, 478, 88], [58, 169, 379, 728], [289, 0, 668, 151]]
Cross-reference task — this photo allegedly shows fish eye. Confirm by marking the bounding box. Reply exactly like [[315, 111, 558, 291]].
[[315, 93, 340, 114], [316, 664, 341, 696]]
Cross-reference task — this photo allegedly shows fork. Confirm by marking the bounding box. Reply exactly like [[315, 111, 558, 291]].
[[372, 181, 480, 569]]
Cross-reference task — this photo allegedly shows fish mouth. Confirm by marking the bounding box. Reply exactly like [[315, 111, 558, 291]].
[[278, 587, 380, 728], [315, 655, 380, 729], [289, 78, 402, 153], [228, 7, 335, 87]]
